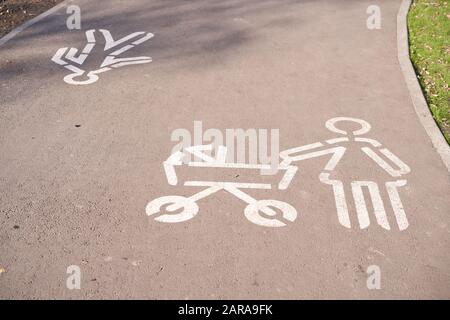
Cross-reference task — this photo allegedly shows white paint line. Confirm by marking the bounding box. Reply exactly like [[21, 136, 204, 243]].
[[65, 64, 83, 74], [355, 137, 382, 147], [163, 151, 184, 185], [326, 137, 349, 144], [223, 185, 260, 205], [379, 148, 411, 174], [110, 59, 152, 68], [85, 29, 96, 43], [185, 186, 222, 203], [278, 166, 298, 190], [184, 181, 272, 190], [323, 147, 346, 171], [100, 30, 145, 50], [361, 147, 409, 177], [109, 45, 135, 56], [0, 0, 72, 47], [352, 181, 390, 230], [351, 182, 371, 229], [163, 162, 178, 185], [51, 47, 69, 65], [185, 145, 216, 163], [82, 42, 95, 53], [66, 48, 88, 64], [386, 180, 409, 230], [319, 173, 351, 228], [325, 117, 371, 136], [188, 161, 272, 170], [279, 142, 323, 162], [280, 146, 346, 171], [397, 0, 450, 173], [101, 56, 151, 68], [132, 33, 154, 45], [165, 151, 184, 165]]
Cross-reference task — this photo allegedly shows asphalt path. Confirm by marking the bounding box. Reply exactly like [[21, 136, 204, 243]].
[[0, 0, 449, 299]]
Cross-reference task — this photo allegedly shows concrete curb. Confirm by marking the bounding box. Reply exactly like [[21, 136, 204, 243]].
[[0, 0, 72, 47], [397, 0, 450, 173]]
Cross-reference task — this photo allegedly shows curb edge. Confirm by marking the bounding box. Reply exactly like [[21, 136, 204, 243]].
[[0, 0, 72, 47], [397, 0, 450, 173]]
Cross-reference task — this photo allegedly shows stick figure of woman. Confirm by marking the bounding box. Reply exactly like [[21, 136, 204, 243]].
[[279, 117, 411, 231]]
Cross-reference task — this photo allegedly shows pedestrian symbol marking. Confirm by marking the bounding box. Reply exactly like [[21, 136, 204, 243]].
[[281, 117, 410, 230], [51, 29, 153, 85]]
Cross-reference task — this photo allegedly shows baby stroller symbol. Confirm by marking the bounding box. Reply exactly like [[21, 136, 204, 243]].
[[146, 145, 299, 227], [51, 29, 153, 85]]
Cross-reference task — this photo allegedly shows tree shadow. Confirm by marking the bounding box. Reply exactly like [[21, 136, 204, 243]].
[[0, 0, 310, 103]]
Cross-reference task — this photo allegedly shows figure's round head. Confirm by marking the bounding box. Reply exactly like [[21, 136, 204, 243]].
[[325, 117, 371, 136]]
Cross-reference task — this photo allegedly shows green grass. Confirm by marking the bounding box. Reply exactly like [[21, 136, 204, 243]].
[[408, 0, 450, 143]]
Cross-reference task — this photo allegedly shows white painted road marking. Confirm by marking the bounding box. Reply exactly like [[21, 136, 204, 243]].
[[51, 29, 153, 85], [147, 144, 298, 227], [283, 117, 411, 231], [148, 118, 411, 231]]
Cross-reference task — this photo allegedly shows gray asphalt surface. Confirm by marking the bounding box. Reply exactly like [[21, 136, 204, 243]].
[[0, 0, 449, 299]]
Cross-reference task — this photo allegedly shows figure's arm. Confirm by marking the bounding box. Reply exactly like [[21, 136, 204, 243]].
[[280, 143, 346, 171], [361, 146, 411, 177]]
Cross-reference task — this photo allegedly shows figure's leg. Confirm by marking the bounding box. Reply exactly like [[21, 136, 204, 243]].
[[386, 180, 409, 231], [351, 181, 390, 230], [319, 173, 351, 228]]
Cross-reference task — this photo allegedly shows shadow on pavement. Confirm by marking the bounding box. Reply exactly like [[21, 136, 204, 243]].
[[0, 0, 308, 87]]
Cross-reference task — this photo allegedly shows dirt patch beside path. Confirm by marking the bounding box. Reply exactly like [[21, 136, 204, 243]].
[[0, 0, 63, 38]]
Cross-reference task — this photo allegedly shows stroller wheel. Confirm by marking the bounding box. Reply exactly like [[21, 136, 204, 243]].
[[244, 200, 297, 227], [146, 196, 199, 223]]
